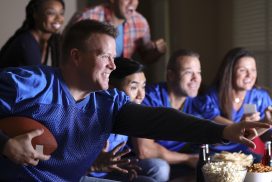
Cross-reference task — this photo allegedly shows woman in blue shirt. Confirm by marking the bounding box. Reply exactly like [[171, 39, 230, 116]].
[[200, 47, 272, 159]]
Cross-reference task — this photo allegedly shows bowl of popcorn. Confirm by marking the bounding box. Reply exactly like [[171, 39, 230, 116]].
[[212, 151, 254, 167], [202, 161, 247, 182], [244, 163, 272, 182]]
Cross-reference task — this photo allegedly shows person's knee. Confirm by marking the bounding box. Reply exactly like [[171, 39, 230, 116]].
[[153, 159, 170, 181], [140, 158, 170, 182]]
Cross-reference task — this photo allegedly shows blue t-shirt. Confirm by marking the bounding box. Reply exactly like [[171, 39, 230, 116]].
[[116, 24, 124, 57], [200, 87, 272, 152], [0, 66, 130, 182], [142, 82, 217, 151]]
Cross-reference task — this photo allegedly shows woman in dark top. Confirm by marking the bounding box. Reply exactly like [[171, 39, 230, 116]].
[[0, 0, 65, 68]]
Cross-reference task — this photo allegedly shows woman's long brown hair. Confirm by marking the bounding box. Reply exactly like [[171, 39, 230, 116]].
[[213, 47, 256, 119]]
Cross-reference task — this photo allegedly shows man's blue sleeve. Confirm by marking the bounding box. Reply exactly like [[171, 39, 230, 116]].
[[0, 71, 17, 155], [0, 71, 17, 116]]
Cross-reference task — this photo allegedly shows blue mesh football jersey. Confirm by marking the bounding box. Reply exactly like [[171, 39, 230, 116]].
[[0, 66, 130, 181]]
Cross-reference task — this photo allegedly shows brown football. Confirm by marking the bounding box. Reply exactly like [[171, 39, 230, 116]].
[[0, 116, 58, 155]]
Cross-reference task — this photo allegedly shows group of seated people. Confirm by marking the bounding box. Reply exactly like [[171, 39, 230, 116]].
[[0, 0, 272, 182], [82, 47, 272, 182]]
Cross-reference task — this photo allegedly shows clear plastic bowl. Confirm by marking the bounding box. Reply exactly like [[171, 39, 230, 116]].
[[202, 162, 247, 182]]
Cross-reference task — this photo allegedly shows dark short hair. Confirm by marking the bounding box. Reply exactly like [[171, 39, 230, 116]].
[[109, 57, 144, 87], [61, 20, 118, 62], [167, 49, 200, 71], [110, 57, 145, 79]]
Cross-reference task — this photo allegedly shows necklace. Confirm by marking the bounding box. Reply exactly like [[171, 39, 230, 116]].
[[234, 97, 244, 104], [234, 98, 240, 103]]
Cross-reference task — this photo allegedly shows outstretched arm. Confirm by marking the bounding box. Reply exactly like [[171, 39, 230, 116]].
[[113, 103, 270, 148], [113, 103, 225, 144], [214, 116, 234, 125]]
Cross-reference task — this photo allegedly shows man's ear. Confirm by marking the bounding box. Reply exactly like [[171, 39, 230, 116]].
[[70, 48, 81, 66]]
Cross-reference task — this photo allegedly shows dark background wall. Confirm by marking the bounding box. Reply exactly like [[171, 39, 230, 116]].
[[76, 0, 235, 85], [137, 0, 234, 86]]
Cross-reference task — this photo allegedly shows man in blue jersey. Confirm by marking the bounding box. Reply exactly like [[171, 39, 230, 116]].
[[0, 20, 270, 181], [132, 49, 207, 181]]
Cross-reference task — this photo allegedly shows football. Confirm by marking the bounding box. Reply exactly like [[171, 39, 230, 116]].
[[0, 116, 58, 155]]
